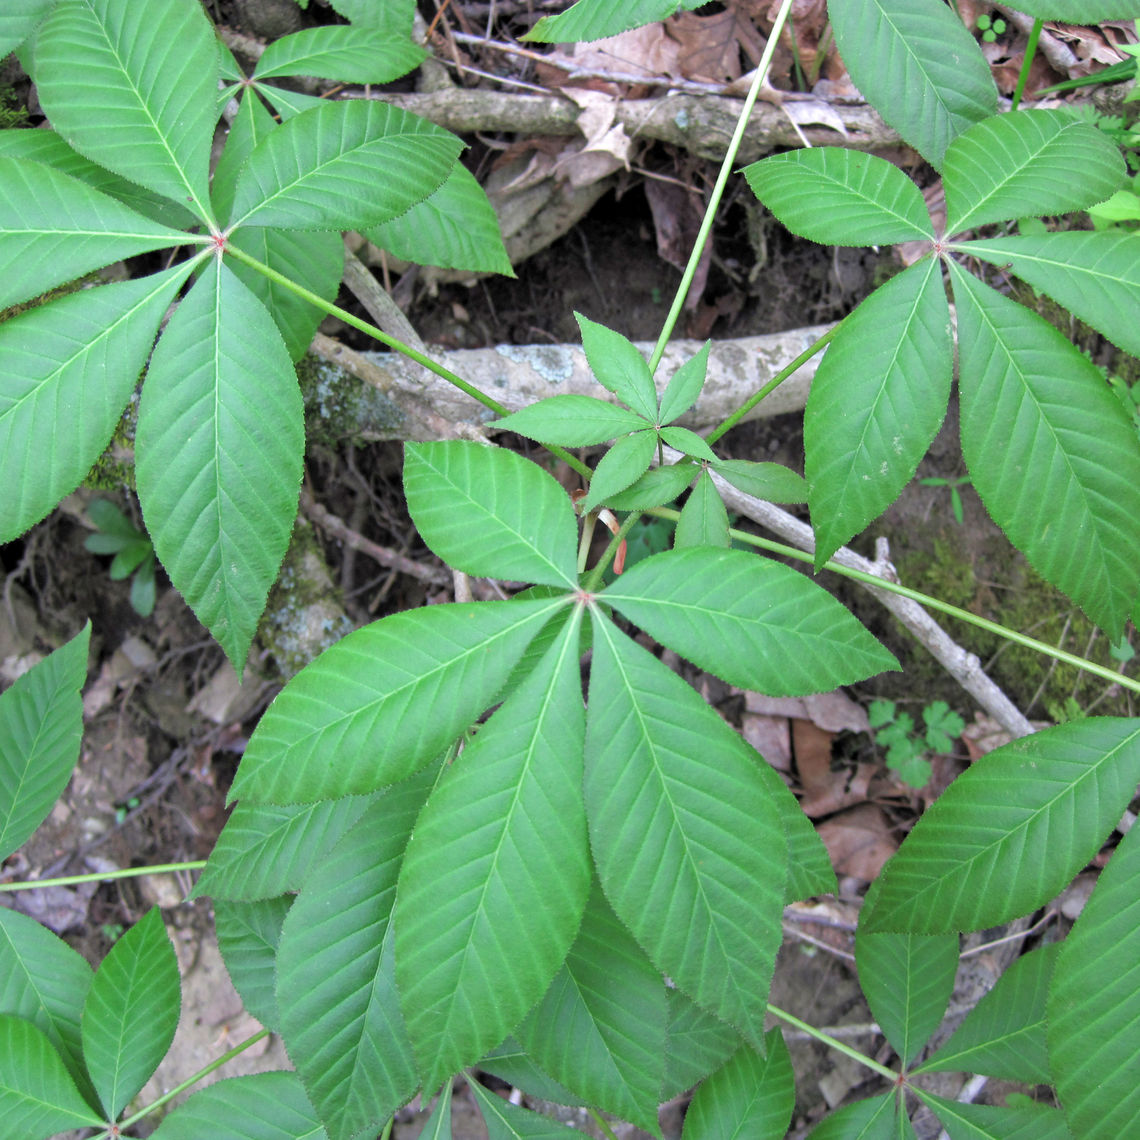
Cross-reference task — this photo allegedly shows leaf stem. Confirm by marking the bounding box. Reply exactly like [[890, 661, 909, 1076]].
[[582, 510, 643, 592], [0, 861, 206, 894], [1010, 19, 1043, 113], [645, 507, 1140, 695], [220, 243, 592, 481], [588, 1108, 621, 1140], [767, 1003, 898, 1080], [647, 0, 797, 375], [91, 1028, 271, 1137]]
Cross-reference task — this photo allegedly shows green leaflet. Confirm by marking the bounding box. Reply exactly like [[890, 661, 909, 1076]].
[[674, 468, 730, 549], [480, 1039, 587, 1107], [396, 614, 590, 1092], [712, 460, 806, 504], [0, 261, 193, 544], [494, 395, 650, 448], [914, 1092, 1072, 1140], [419, 1083, 453, 1140], [658, 342, 710, 425], [682, 1031, 794, 1140], [602, 547, 897, 696], [467, 1077, 592, 1138], [828, 0, 995, 169], [276, 778, 433, 1140], [82, 908, 180, 1121], [518, 881, 667, 1136], [0, 624, 89, 861], [405, 440, 579, 587], [229, 596, 563, 804], [943, 110, 1125, 234], [1049, 820, 1140, 1138], [366, 162, 513, 275], [35, 0, 218, 223], [662, 990, 742, 1101], [806, 257, 952, 567], [807, 1092, 910, 1139], [863, 718, 1140, 934], [605, 464, 696, 511], [659, 425, 716, 463], [743, 149, 932, 245], [0, 156, 189, 312], [1010, 0, 1140, 18], [0, 0, 53, 57], [962, 231, 1140, 359], [917, 944, 1058, 1083], [585, 614, 786, 1050], [526, 0, 705, 43], [323, 0, 417, 33], [149, 1071, 329, 1140], [951, 263, 1140, 637], [582, 429, 658, 513], [251, 25, 426, 83], [214, 896, 291, 1033], [0, 1014, 105, 1134], [577, 313, 658, 422], [136, 257, 304, 675], [227, 100, 462, 231]]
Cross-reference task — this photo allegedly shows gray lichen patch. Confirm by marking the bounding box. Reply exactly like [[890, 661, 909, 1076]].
[[496, 343, 577, 385], [297, 352, 407, 446]]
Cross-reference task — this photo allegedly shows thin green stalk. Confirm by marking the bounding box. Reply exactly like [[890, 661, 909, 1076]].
[[706, 324, 838, 444], [1010, 19, 1043, 112], [648, 0, 797, 375], [220, 243, 593, 482], [645, 507, 1140, 695], [92, 1028, 270, 1137], [0, 861, 205, 894], [767, 1003, 898, 1081], [588, 1107, 621, 1140]]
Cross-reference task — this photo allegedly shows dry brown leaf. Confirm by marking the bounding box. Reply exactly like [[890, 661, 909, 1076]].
[[742, 712, 792, 771], [742, 688, 868, 733], [816, 803, 897, 882], [644, 176, 710, 309], [669, 8, 765, 82], [534, 25, 683, 96], [1047, 21, 1129, 74]]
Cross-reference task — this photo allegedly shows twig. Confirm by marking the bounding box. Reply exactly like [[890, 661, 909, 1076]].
[[341, 244, 426, 351]]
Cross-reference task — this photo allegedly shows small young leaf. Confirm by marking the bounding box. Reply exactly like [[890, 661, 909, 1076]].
[[943, 109, 1126, 233], [917, 943, 1058, 1082], [674, 468, 730, 549], [82, 908, 180, 1121], [605, 463, 697, 511], [405, 440, 579, 587], [582, 428, 658, 513], [601, 547, 898, 696], [0, 1014, 105, 1134], [683, 1031, 794, 1140], [214, 896, 291, 1033], [662, 990, 742, 1101], [913, 1091, 1071, 1140], [743, 149, 933, 245], [518, 881, 667, 1136], [586, 615, 786, 1050], [148, 1071, 329, 1140], [712, 460, 807, 504], [396, 615, 590, 1093], [829, 0, 996, 169], [864, 719, 1140, 934], [659, 425, 717, 463], [0, 623, 89, 861], [251, 25, 426, 83], [576, 313, 658, 422], [467, 1076, 592, 1138], [952, 264, 1140, 637], [494, 395, 650, 447], [1049, 820, 1140, 1138], [659, 342, 710, 425], [230, 596, 561, 803]]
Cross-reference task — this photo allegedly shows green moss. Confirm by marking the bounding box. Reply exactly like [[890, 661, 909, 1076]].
[[297, 352, 407, 447], [0, 85, 29, 130]]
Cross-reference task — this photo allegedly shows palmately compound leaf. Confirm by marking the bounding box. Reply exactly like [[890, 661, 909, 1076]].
[[396, 614, 590, 1093], [82, 908, 180, 1121], [466, 1076, 592, 1138], [525, 0, 705, 43], [856, 882, 958, 1066], [913, 1092, 1071, 1140], [602, 547, 897, 696], [917, 943, 1058, 1083], [251, 25, 426, 84], [0, 157, 190, 313], [276, 780, 432, 1140], [951, 264, 1140, 637], [0, 624, 89, 861], [962, 231, 1140, 360], [806, 258, 952, 566], [136, 257, 304, 675], [743, 149, 933, 246], [863, 718, 1140, 934], [366, 162, 514, 276], [942, 109, 1125, 234], [682, 1031, 794, 1140], [828, 0, 996, 169], [586, 614, 786, 1050], [213, 896, 291, 1033], [35, 0, 218, 223], [576, 313, 659, 422], [0, 1014, 105, 1135], [494, 395, 651, 448], [227, 100, 462, 231], [0, 262, 193, 545], [1049, 820, 1140, 1139], [0, 907, 95, 1105], [517, 881, 667, 1136], [149, 1071, 329, 1140], [404, 441, 579, 587], [229, 596, 562, 804]]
